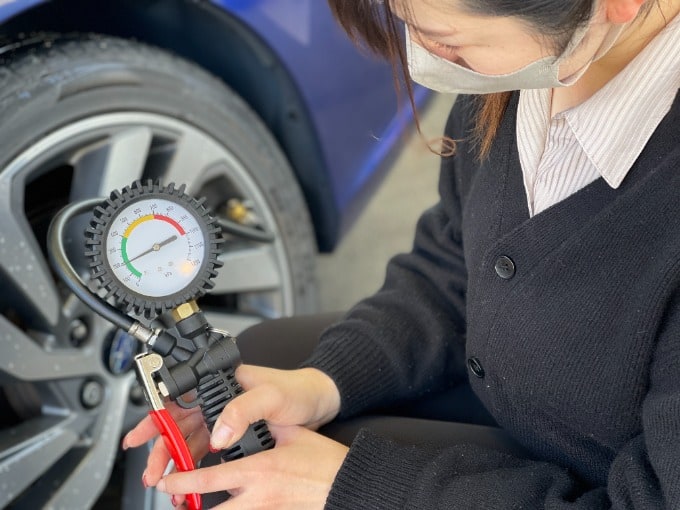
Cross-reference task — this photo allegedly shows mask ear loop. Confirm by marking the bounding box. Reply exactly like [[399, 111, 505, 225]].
[[555, 0, 629, 85], [591, 21, 629, 61], [555, 20, 628, 85]]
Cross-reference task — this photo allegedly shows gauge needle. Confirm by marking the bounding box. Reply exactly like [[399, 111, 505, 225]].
[[128, 235, 178, 263]]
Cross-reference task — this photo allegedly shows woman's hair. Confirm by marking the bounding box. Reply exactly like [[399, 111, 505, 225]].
[[327, 0, 594, 159]]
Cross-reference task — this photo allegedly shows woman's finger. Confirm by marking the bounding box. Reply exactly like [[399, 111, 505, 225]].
[[234, 364, 278, 390], [186, 427, 211, 462], [144, 411, 210, 485], [144, 437, 173, 486], [122, 414, 159, 449], [123, 400, 202, 449], [174, 409, 209, 439], [210, 383, 286, 450], [157, 461, 248, 496], [159, 430, 211, 509]]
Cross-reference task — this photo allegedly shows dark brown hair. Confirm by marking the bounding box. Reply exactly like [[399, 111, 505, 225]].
[[327, 0, 594, 158]]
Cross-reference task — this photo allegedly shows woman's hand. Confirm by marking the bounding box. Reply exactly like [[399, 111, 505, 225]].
[[156, 425, 348, 510], [122, 398, 209, 487], [122, 365, 342, 486], [209, 365, 341, 450]]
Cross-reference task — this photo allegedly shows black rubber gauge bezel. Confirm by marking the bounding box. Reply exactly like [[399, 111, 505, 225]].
[[85, 180, 223, 317]]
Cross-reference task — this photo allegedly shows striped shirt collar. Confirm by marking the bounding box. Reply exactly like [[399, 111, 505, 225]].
[[521, 13, 680, 190]]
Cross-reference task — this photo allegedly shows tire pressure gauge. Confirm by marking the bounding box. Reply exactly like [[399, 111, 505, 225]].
[[85, 180, 223, 316]]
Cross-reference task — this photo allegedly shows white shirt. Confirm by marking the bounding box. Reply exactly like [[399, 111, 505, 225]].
[[517, 14, 680, 217]]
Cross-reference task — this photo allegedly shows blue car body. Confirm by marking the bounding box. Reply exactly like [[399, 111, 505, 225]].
[[0, 0, 427, 251]]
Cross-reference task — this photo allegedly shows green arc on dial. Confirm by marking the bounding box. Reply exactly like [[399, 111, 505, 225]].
[[120, 214, 186, 277]]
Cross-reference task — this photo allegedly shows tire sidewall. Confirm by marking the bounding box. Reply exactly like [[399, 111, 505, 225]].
[[0, 35, 319, 313]]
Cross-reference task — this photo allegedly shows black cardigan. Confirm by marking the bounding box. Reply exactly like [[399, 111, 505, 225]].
[[304, 92, 680, 509]]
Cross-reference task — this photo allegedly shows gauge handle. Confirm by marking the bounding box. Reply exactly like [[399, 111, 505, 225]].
[[220, 420, 275, 462], [150, 409, 202, 510], [192, 364, 275, 463], [168, 309, 276, 463]]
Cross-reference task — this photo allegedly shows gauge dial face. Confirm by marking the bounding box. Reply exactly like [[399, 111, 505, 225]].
[[104, 198, 207, 298]]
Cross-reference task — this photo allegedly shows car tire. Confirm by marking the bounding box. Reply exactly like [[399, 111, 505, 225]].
[[0, 33, 318, 509]]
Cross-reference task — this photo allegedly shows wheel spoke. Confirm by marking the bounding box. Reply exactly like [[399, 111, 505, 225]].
[[1, 376, 132, 509], [0, 315, 100, 382], [161, 129, 226, 189], [70, 126, 153, 198], [0, 175, 60, 326], [37, 376, 133, 509], [0, 413, 91, 507], [213, 246, 282, 294]]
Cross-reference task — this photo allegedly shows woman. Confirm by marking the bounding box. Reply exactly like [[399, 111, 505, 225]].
[[124, 0, 680, 507]]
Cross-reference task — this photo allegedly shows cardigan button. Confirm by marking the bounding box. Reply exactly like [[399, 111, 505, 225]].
[[494, 255, 516, 279], [467, 357, 485, 378]]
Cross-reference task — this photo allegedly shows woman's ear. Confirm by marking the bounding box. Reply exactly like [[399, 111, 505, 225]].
[[604, 0, 646, 23]]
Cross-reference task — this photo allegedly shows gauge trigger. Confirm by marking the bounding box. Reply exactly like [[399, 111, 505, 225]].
[[134, 352, 202, 510]]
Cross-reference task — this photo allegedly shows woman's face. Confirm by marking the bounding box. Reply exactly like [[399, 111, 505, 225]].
[[394, 0, 600, 77]]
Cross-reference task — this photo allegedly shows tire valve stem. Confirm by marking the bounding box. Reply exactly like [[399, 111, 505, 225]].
[[225, 199, 258, 227]]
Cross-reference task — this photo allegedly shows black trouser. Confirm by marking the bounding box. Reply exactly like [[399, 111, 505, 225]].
[[236, 312, 528, 456]]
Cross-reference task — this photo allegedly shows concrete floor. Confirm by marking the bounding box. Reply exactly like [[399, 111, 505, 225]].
[[316, 93, 456, 313]]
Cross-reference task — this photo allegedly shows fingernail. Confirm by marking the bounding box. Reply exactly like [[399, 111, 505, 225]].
[[121, 435, 129, 450], [209, 445, 219, 454], [157, 478, 167, 492], [171, 495, 177, 506], [142, 472, 149, 489], [211, 424, 234, 449]]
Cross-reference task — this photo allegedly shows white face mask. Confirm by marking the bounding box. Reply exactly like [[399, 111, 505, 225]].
[[406, 20, 625, 94]]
